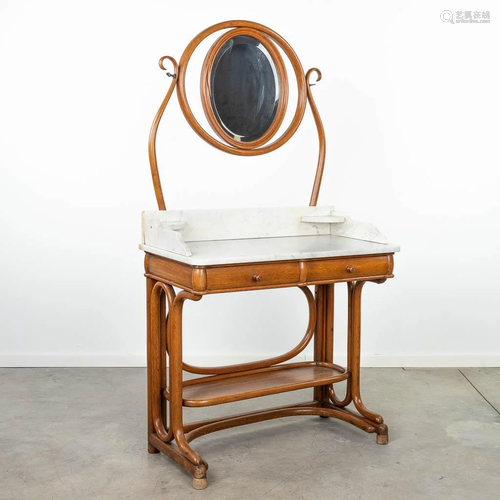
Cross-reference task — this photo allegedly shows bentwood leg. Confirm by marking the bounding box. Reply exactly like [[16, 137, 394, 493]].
[[168, 291, 208, 489], [348, 280, 389, 444], [320, 280, 389, 443], [313, 285, 324, 403], [147, 282, 208, 488], [146, 277, 159, 454], [329, 283, 353, 407], [314, 284, 334, 407]]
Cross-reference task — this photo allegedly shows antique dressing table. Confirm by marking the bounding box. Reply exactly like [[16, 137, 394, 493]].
[[141, 20, 399, 489]]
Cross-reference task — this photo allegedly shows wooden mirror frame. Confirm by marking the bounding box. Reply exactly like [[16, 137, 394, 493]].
[[149, 20, 326, 210], [200, 27, 289, 150]]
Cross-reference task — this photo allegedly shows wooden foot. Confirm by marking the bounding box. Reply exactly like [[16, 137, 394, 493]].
[[148, 443, 160, 454], [192, 477, 207, 490], [376, 433, 389, 445]]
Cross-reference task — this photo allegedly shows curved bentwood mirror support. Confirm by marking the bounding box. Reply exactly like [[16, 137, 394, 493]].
[[148, 20, 326, 210]]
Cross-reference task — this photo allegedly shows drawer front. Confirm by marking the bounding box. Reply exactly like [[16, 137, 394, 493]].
[[307, 255, 392, 283], [206, 262, 301, 292]]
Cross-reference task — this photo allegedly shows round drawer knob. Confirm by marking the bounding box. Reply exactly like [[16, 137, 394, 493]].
[[346, 266, 356, 273], [252, 274, 262, 282]]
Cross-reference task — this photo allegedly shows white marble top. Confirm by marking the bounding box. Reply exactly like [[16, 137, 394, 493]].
[[140, 234, 400, 266]]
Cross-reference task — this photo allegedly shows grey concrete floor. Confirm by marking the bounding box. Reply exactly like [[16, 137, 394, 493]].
[[0, 368, 499, 500]]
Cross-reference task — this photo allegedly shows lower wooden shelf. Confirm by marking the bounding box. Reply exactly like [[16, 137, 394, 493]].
[[164, 362, 348, 407]]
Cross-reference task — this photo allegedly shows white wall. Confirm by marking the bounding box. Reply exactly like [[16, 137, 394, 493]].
[[1, 1, 499, 367]]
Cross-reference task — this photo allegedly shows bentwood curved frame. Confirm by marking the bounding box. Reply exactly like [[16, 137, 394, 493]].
[[148, 20, 326, 210], [145, 21, 392, 490]]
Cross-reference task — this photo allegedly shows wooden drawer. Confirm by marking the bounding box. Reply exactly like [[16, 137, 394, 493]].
[[307, 255, 392, 283], [205, 261, 301, 292]]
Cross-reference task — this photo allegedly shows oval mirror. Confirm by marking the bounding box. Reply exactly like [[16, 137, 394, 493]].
[[204, 34, 285, 145]]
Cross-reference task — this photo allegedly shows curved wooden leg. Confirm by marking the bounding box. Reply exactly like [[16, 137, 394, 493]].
[[313, 285, 325, 404], [314, 280, 388, 444], [148, 281, 208, 486], [169, 291, 208, 486], [328, 282, 353, 407], [151, 282, 174, 443], [314, 284, 334, 408], [147, 277, 160, 453], [350, 281, 386, 428], [322, 402, 386, 435]]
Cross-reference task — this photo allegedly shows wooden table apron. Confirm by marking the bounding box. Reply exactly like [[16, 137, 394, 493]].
[[144, 251, 394, 484]]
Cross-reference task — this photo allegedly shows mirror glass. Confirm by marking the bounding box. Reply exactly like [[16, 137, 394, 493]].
[[209, 35, 280, 143]]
